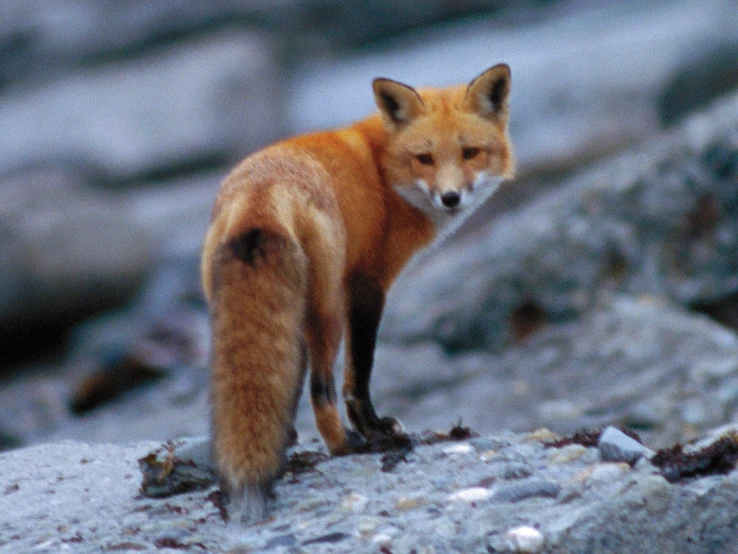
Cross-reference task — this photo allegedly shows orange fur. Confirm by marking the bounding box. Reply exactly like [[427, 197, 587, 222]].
[[201, 64, 514, 523]]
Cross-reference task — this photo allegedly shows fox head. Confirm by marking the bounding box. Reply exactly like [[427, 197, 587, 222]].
[[374, 64, 513, 226]]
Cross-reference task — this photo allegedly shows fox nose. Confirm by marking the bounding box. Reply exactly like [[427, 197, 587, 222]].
[[440, 191, 461, 209]]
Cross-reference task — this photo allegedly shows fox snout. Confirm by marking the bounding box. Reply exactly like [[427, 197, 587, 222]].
[[428, 170, 504, 215], [439, 191, 461, 209], [427, 163, 469, 212], [430, 188, 466, 211]]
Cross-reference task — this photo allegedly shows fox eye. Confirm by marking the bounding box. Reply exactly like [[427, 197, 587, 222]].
[[416, 153, 434, 165], [462, 147, 480, 160]]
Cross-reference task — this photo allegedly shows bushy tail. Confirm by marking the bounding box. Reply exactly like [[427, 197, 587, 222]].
[[208, 227, 308, 523]]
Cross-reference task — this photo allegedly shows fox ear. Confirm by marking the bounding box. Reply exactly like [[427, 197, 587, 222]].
[[463, 64, 511, 119], [373, 78, 425, 127]]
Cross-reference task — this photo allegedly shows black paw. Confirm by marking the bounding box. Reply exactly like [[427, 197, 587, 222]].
[[357, 418, 412, 454], [373, 416, 404, 437]]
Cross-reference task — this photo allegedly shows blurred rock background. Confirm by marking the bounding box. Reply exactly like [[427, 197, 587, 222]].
[[1, 0, 737, 451]]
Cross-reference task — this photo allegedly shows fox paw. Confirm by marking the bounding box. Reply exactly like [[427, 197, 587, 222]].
[[361, 419, 412, 453], [373, 416, 404, 436]]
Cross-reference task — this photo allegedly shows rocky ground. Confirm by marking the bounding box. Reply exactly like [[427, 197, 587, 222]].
[[1, 1, 738, 552], [3, 426, 738, 553]]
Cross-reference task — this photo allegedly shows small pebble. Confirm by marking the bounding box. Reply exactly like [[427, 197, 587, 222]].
[[493, 480, 560, 503], [371, 533, 393, 547], [598, 426, 652, 463], [525, 429, 560, 443], [590, 463, 631, 483], [395, 496, 423, 510], [573, 462, 629, 484], [448, 487, 492, 503], [356, 517, 380, 538], [505, 526, 544, 552], [443, 443, 473, 456]]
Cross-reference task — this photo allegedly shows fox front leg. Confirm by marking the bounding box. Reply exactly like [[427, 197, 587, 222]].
[[342, 273, 403, 438]]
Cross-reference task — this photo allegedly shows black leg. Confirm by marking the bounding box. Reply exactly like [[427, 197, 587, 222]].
[[344, 273, 401, 437]]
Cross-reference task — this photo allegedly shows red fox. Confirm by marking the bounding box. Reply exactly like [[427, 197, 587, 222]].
[[201, 64, 513, 522]]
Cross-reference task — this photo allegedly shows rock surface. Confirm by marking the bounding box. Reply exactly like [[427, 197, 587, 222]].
[[2, 429, 738, 553], [5, 290, 737, 457], [0, 166, 154, 331], [0, 30, 282, 183], [0, 168, 219, 354]]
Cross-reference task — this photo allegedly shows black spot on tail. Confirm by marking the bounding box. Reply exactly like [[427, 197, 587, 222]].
[[229, 229, 269, 266]]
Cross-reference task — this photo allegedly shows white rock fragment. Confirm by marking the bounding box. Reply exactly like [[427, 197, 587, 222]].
[[443, 443, 473, 456], [525, 428, 560, 443], [598, 426, 653, 463], [589, 462, 631, 483], [371, 533, 393, 547], [371, 526, 400, 547], [505, 526, 545, 553], [448, 487, 492, 503], [549, 444, 588, 464]]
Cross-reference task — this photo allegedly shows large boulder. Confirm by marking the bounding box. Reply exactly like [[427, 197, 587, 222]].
[[0, 167, 220, 353], [0, 29, 282, 184], [0, 166, 152, 330], [378, 295, 738, 449]]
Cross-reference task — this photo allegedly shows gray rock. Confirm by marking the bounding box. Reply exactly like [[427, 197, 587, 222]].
[[125, 171, 220, 258], [379, 295, 738, 449], [0, 166, 218, 338], [0, 29, 282, 182], [491, 479, 561, 503], [0, 0, 514, 88], [0, 167, 152, 329], [598, 426, 653, 464], [0, 2, 285, 84]]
